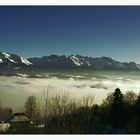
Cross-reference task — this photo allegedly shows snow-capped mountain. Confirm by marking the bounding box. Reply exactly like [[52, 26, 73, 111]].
[[28, 55, 140, 70], [28, 55, 91, 68], [0, 52, 140, 71], [0, 52, 32, 66]]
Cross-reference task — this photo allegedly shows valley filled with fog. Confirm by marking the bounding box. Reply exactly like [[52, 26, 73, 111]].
[[0, 70, 140, 111]]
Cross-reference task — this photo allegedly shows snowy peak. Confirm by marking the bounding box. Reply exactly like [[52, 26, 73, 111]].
[[20, 57, 32, 65], [70, 55, 82, 66], [0, 59, 3, 63], [0, 52, 32, 66], [69, 55, 91, 67], [2, 52, 11, 58], [2, 52, 17, 63], [0, 52, 140, 71], [28, 55, 140, 70]]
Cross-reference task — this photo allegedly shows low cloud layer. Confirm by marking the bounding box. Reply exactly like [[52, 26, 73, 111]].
[[0, 72, 140, 110]]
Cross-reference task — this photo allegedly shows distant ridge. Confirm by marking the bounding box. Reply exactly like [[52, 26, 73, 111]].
[[28, 54, 140, 70], [0, 52, 140, 71]]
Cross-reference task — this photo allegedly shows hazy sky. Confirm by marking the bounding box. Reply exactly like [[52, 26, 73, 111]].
[[0, 6, 140, 63]]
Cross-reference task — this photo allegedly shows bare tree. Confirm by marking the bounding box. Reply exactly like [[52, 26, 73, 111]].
[[124, 91, 138, 105], [102, 93, 113, 107], [25, 96, 37, 120], [81, 95, 94, 107]]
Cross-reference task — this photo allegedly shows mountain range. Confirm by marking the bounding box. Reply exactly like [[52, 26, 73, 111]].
[[0, 52, 140, 73]]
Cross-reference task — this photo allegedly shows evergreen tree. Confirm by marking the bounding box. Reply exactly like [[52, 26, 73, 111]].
[[110, 88, 123, 128]]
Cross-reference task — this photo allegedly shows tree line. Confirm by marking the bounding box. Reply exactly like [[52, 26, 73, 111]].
[[1, 88, 140, 134]]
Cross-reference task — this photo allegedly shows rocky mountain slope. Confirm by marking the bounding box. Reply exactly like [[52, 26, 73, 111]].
[[0, 52, 140, 71]]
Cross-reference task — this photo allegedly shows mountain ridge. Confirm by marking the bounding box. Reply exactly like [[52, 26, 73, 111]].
[[0, 52, 140, 71], [28, 54, 140, 70]]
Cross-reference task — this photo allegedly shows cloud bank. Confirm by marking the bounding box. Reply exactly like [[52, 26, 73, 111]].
[[0, 73, 140, 110]]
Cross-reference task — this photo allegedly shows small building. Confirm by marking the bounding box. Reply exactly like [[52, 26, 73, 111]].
[[5, 112, 33, 131], [0, 121, 10, 132]]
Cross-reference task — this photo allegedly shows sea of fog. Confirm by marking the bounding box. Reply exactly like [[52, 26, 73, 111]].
[[0, 70, 140, 110]]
